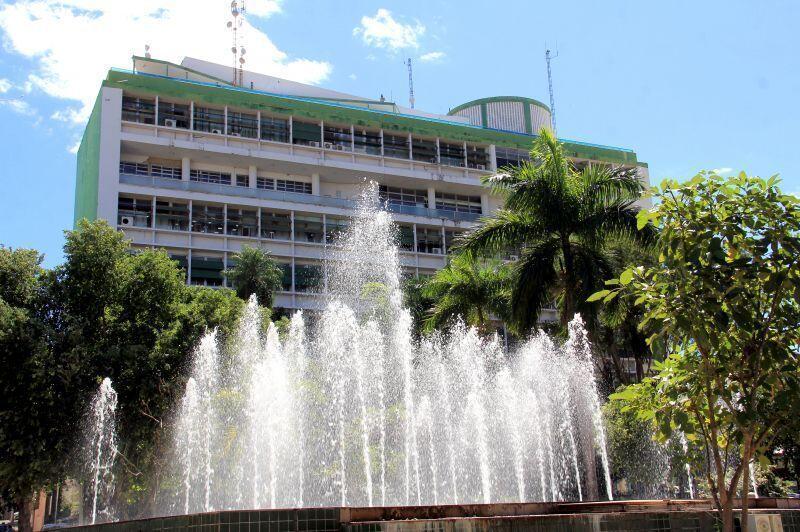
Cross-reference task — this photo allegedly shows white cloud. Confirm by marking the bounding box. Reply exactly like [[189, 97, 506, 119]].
[[0, 78, 11, 93], [353, 9, 424, 51], [348, 73, 357, 80], [712, 167, 733, 175], [419, 51, 445, 63], [0, 0, 332, 125], [0, 98, 36, 116]]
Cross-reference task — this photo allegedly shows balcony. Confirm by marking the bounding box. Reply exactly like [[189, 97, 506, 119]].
[[120, 173, 482, 222]]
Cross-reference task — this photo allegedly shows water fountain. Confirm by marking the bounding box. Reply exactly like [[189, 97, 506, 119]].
[[84, 377, 118, 524], [166, 184, 614, 514]]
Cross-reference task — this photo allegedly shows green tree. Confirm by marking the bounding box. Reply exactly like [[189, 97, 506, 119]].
[[223, 245, 283, 307], [401, 276, 435, 340], [422, 254, 510, 333], [598, 172, 800, 532], [457, 127, 650, 332]]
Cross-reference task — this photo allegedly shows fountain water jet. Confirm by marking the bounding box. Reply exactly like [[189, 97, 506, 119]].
[[85, 378, 118, 524]]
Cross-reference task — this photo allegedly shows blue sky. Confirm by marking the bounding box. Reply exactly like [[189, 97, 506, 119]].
[[0, 0, 798, 267]]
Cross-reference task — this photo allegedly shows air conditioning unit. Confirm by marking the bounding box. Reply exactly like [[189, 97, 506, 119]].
[[309, 141, 320, 147], [230, 132, 241, 137], [432, 247, 442, 254], [509, 254, 519, 261], [120, 216, 132, 226], [476, 164, 486, 170], [163, 119, 177, 128], [749, 514, 783, 532], [323, 142, 334, 149], [211, 128, 222, 135]]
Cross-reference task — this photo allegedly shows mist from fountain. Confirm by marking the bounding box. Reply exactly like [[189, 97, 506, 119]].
[[168, 183, 614, 514]]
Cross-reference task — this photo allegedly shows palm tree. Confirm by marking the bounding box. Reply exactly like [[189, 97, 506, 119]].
[[223, 245, 284, 307], [456, 127, 652, 332], [422, 254, 510, 333]]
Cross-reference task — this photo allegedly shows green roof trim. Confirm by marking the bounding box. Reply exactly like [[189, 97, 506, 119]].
[[74, 91, 102, 226], [449, 96, 551, 116], [104, 69, 639, 165]]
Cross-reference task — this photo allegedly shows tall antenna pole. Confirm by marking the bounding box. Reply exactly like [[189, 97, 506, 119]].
[[227, 0, 247, 86], [405, 58, 415, 109], [545, 47, 558, 136]]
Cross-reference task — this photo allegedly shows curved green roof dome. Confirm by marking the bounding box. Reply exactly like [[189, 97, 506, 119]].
[[448, 96, 550, 116], [448, 96, 552, 135]]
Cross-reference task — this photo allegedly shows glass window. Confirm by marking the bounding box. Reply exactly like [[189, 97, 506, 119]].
[[257, 176, 275, 190], [193, 106, 225, 134], [191, 204, 224, 234], [294, 214, 323, 243], [384, 134, 409, 159], [445, 230, 463, 253], [261, 211, 291, 240], [295, 264, 322, 293], [292, 120, 321, 146], [416, 227, 443, 254], [169, 254, 188, 274], [157, 101, 190, 129], [190, 256, 224, 287], [150, 163, 181, 180], [397, 224, 414, 251], [495, 147, 530, 168], [235, 174, 249, 187], [353, 128, 382, 155], [119, 161, 149, 176], [227, 110, 258, 138], [412, 137, 437, 163], [261, 116, 289, 143], [467, 145, 489, 170], [379, 185, 428, 208], [277, 179, 312, 194], [117, 195, 151, 228], [325, 216, 349, 243], [155, 200, 189, 231], [122, 96, 155, 124], [226, 207, 258, 237], [323, 125, 352, 150], [435, 192, 482, 214], [190, 169, 231, 185], [439, 142, 465, 167], [278, 263, 292, 291]]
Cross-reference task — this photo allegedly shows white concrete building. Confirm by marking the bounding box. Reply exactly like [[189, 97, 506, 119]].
[[75, 56, 648, 312]]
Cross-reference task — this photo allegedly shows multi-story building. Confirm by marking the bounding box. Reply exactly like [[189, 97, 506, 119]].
[[75, 56, 648, 312]]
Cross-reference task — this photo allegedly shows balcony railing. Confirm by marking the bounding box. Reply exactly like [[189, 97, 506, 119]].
[[120, 173, 482, 222]]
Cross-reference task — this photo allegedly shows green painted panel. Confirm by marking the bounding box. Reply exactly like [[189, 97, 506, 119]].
[[104, 69, 639, 165], [522, 102, 533, 134], [74, 91, 102, 226], [449, 95, 551, 115]]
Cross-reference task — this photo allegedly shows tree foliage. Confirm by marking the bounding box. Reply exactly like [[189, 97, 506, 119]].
[[598, 172, 800, 532], [456, 127, 651, 332], [223, 246, 283, 308]]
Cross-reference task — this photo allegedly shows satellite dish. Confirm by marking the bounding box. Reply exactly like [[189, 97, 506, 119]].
[[239, 57, 246, 64], [231, 46, 237, 53], [226, 21, 232, 28], [240, 47, 246, 55], [144, 44, 150, 51]]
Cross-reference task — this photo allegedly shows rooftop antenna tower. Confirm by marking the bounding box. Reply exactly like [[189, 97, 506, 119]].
[[227, 0, 247, 86], [405, 58, 415, 109], [545, 47, 558, 136]]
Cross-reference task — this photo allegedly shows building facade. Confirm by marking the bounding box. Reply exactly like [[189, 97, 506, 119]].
[[75, 56, 648, 312]]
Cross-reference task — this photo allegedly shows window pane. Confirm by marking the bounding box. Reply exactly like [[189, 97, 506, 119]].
[[294, 214, 323, 243], [158, 101, 190, 128], [155, 200, 189, 231], [261, 211, 291, 240], [261, 116, 289, 143], [117, 195, 151, 227], [122, 96, 155, 124]]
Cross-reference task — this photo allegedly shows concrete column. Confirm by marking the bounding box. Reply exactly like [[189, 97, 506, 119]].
[[181, 157, 190, 182], [427, 187, 436, 211], [489, 144, 497, 171], [481, 194, 490, 215], [311, 173, 321, 196], [248, 165, 257, 189]]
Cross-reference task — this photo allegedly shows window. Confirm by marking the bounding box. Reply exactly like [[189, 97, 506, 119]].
[[412, 137, 437, 163], [292, 120, 321, 146], [226, 207, 258, 237], [119, 161, 149, 176], [260, 116, 289, 143], [467, 145, 490, 169], [190, 169, 231, 185], [495, 147, 530, 168], [150, 163, 181, 180], [235, 174, 249, 187], [193, 106, 225, 134], [435, 192, 482, 214], [122, 96, 155, 124], [276, 179, 312, 194], [257, 176, 275, 190], [261, 211, 291, 240], [117, 195, 151, 227], [325, 217, 349, 243], [294, 264, 322, 293], [190, 256, 224, 287], [157, 101, 190, 128], [353, 129, 382, 155], [227, 111, 258, 138], [169, 254, 188, 274], [323, 125, 352, 150], [294, 214, 323, 243], [439, 142, 465, 167], [416, 227, 443, 254], [397, 224, 414, 251], [383, 134, 409, 159], [278, 263, 292, 291], [379, 185, 427, 208], [191, 203, 224, 234], [444, 230, 463, 254], [155, 200, 189, 231]]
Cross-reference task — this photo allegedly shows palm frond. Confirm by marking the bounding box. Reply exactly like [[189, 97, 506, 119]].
[[508, 238, 561, 333], [454, 209, 547, 257], [580, 164, 645, 206], [576, 204, 656, 248]]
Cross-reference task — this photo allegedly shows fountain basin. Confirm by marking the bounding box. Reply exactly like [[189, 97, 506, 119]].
[[65, 499, 800, 531]]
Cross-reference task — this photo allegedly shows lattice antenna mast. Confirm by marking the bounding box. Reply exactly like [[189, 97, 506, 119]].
[[545, 47, 558, 136], [227, 0, 247, 86], [405, 58, 415, 109]]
